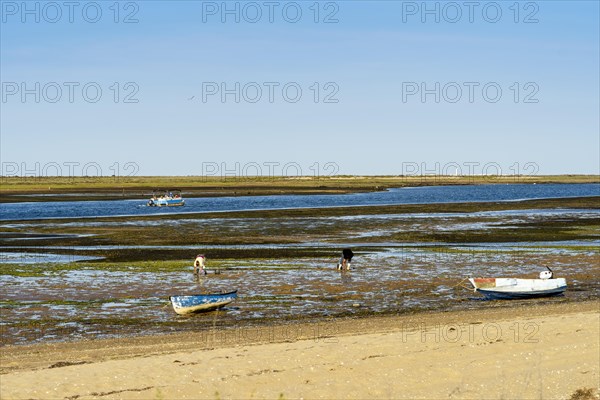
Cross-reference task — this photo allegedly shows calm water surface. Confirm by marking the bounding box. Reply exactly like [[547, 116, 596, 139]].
[[2, 183, 599, 220]]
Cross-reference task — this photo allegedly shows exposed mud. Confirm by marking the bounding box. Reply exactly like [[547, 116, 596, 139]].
[[1, 197, 598, 346]]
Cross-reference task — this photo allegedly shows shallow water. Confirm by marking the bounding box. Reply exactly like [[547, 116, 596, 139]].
[[1, 192, 598, 345], [2, 183, 599, 220], [0, 252, 101, 264], [1, 242, 598, 345]]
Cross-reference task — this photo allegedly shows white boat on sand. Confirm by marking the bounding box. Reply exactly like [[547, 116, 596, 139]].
[[469, 271, 567, 300]]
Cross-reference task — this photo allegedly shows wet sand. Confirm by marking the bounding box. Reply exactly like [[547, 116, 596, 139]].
[[1, 301, 598, 399]]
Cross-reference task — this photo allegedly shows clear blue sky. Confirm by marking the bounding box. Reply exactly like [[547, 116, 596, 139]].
[[1, 1, 599, 177]]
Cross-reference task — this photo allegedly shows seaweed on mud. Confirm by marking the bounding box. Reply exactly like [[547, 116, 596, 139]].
[[48, 361, 89, 369], [569, 388, 598, 400], [1, 196, 599, 345]]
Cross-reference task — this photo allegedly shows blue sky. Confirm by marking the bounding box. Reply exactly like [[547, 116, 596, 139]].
[[1, 1, 599, 177]]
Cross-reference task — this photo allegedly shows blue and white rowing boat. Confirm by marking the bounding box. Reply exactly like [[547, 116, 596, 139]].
[[170, 291, 237, 314], [469, 277, 567, 300]]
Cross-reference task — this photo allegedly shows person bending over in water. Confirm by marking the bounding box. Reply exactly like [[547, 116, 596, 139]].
[[194, 254, 207, 275], [337, 248, 354, 270]]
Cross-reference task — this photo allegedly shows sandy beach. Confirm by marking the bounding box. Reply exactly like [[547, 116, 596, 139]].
[[1, 301, 598, 400]]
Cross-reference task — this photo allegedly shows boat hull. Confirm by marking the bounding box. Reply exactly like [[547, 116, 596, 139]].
[[469, 278, 567, 300], [148, 199, 185, 207], [170, 291, 237, 315], [476, 286, 567, 300]]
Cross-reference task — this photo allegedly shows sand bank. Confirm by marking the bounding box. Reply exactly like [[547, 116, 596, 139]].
[[1, 301, 598, 399]]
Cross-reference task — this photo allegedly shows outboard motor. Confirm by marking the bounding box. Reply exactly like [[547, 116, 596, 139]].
[[539, 266, 553, 279], [539, 271, 552, 279]]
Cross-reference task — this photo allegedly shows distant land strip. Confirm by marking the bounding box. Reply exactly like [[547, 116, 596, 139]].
[[1, 175, 598, 203]]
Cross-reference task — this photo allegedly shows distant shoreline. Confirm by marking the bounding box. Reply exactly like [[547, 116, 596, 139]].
[[1, 175, 598, 203]]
